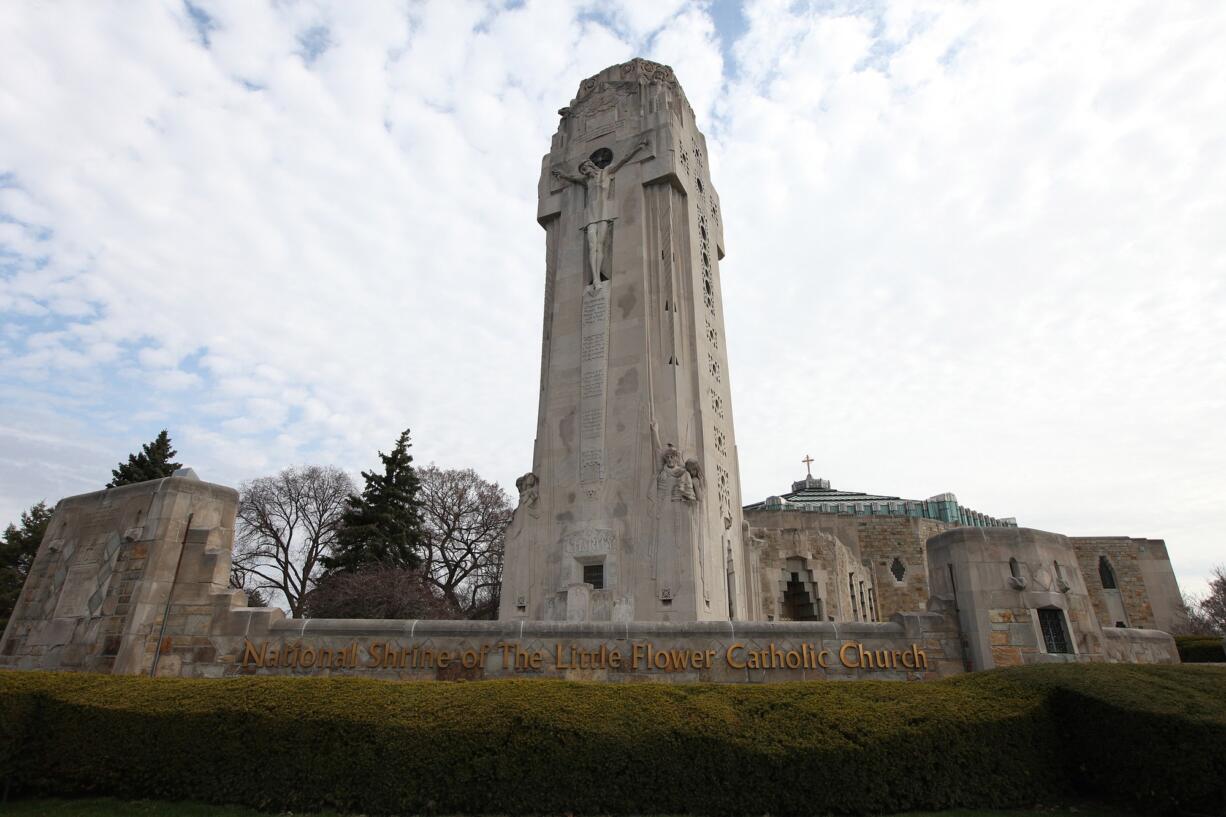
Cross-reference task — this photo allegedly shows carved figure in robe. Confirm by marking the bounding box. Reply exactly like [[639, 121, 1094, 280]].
[[553, 137, 650, 287], [685, 458, 709, 602], [502, 472, 541, 613], [515, 472, 540, 511], [648, 420, 694, 588], [505, 471, 541, 550], [651, 422, 694, 503]]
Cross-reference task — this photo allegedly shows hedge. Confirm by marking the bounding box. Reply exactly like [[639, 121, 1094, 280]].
[[956, 664, 1226, 815], [0, 665, 1223, 816], [1175, 634, 1226, 663]]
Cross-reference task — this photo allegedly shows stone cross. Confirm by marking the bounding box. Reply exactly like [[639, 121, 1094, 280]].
[[802, 455, 814, 478]]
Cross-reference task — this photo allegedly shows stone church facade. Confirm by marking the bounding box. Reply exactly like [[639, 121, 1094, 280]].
[[740, 472, 1187, 667]]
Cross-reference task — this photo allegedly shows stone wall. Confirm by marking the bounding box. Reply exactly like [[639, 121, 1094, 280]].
[[3, 476, 1181, 684], [151, 496, 962, 681], [0, 476, 963, 684], [742, 511, 879, 623], [1100, 626, 1181, 665], [742, 510, 954, 623], [0, 475, 242, 675], [926, 527, 1178, 671], [855, 516, 950, 620], [198, 612, 964, 683], [1070, 536, 1185, 633], [742, 508, 1189, 649]]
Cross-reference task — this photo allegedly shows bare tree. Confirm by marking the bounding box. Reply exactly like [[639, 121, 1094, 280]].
[[467, 526, 505, 620], [233, 465, 354, 618], [227, 564, 270, 608], [229, 548, 258, 596], [1171, 592, 1211, 635], [417, 465, 512, 617], [1171, 566, 1226, 636], [1187, 566, 1226, 635], [1202, 565, 1226, 634]]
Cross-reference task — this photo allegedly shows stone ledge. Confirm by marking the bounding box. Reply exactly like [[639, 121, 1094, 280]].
[[266, 618, 925, 640]]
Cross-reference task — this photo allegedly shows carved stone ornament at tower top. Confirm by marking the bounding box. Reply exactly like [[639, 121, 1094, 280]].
[[570, 57, 692, 117]]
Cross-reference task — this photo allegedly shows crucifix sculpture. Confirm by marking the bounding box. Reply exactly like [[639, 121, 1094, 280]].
[[802, 454, 814, 478], [552, 137, 650, 286]]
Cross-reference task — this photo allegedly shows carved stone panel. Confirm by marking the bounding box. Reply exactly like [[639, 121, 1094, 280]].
[[579, 282, 611, 491], [563, 528, 615, 557]]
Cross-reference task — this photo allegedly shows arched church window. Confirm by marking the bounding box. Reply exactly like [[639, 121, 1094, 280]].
[[1098, 556, 1117, 590], [890, 557, 906, 582]]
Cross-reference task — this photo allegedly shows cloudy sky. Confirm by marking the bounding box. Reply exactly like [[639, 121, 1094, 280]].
[[1, 1, 1222, 596]]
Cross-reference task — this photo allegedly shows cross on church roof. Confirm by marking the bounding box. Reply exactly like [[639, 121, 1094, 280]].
[[801, 454, 814, 478]]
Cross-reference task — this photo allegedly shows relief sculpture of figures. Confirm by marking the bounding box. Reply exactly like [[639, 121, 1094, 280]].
[[504, 472, 540, 553], [649, 419, 694, 588], [501, 472, 541, 612], [515, 472, 540, 510], [684, 460, 702, 504], [686, 458, 709, 602], [651, 421, 694, 504], [552, 136, 649, 287]]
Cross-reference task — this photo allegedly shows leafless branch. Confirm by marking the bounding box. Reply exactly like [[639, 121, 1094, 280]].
[[417, 464, 512, 617], [232, 465, 354, 617]]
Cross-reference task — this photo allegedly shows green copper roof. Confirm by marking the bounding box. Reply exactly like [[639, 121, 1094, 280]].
[[743, 475, 1017, 528]]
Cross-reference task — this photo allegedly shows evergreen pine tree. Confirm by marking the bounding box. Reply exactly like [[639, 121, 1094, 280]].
[[107, 429, 182, 487], [323, 429, 427, 572], [1, 500, 53, 630]]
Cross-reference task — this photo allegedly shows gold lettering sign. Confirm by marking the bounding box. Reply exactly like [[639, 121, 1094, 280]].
[[238, 639, 930, 675]]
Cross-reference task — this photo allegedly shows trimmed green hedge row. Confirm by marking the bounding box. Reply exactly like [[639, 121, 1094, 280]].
[[1, 665, 1223, 816], [1176, 634, 1226, 663], [959, 664, 1226, 815]]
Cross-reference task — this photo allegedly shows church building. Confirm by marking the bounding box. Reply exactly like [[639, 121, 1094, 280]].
[[740, 466, 1187, 658]]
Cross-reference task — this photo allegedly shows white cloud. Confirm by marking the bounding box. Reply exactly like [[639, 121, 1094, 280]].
[[0, 0, 1222, 599], [718, 0, 1226, 596]]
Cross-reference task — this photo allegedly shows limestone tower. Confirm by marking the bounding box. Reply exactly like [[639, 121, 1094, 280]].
[[500, 59, 746, 623]]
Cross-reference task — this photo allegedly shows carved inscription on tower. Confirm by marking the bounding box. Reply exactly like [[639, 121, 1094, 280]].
[[579, 282, 610, 489]]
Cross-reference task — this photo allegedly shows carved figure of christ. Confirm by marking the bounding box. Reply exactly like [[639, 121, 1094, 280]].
[[553, 138, 649, 286]]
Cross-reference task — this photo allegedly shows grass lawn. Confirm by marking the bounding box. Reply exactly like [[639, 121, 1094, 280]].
[[4, 797, 1153, 816]]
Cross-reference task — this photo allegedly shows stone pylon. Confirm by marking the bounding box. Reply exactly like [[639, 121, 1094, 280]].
[[500, 59, 746, 623]]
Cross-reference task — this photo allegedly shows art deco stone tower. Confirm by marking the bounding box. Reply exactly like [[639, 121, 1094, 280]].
[[500, 59, 746, 623]]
